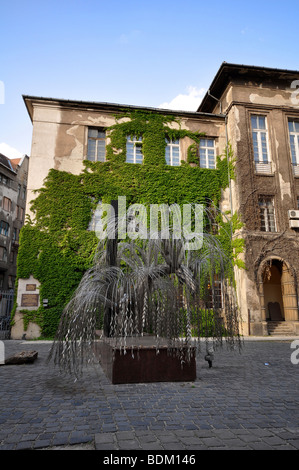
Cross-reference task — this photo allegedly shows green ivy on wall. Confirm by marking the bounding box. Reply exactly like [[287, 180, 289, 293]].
[[16, 110, 240, 337]]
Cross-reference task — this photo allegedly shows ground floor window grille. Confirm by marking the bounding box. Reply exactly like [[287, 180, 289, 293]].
[[259, 196, 276, 232]]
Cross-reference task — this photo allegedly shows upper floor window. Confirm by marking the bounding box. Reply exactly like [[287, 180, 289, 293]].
[[288, 119, 299, 176], [16, 205, 24, 221], [251, 115, 271, 173], [165, 137, 180, 166], [258, 196, 276, 232], [126, 136, 143, 164], [199, 139, 216, 169], [2, 197, 11, 212], [87, 128, 106, 162], [8, 275, 15, 288], [207, 278, 223, 309], [0, 174, 10, 186], [0, 220, 9, 237], [0, 246, 7, 262]]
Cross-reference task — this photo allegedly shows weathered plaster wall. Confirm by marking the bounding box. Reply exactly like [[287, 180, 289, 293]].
[[222, 77, 299, 333]]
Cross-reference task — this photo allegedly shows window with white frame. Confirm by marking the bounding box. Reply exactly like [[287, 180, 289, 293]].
[[251, 115, 271, 173], [87, 128, 106, 162], [165, 137, 180, 166], [126, 136, 143, 164], [258, 196, 276, 232], [199, 139, 216, 169], [288, 119, 299, 176]]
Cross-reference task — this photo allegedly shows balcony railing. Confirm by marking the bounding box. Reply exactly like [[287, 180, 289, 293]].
[[293, 164, 299, 177], [255, 162, 272, 174]]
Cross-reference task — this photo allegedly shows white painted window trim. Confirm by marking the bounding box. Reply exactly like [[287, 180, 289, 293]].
[[288, 119, 299, 176], [199, 138, 216, 169], [251, 115, 272, 174], [126, 136, 143, 164], [165, 138, 180, 166]]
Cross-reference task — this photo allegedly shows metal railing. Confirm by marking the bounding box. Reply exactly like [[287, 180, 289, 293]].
[[0, 290, 14, 339]]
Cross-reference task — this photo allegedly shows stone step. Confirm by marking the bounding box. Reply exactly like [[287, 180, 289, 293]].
[[267, 321, 294, 335]]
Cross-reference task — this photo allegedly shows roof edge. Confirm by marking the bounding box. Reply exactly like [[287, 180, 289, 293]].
[[22, 94, 224, 121], [198, 61, 299, 113]]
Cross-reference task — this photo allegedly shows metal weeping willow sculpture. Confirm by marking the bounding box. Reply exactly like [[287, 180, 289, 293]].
[[48, 201, 242, 378]]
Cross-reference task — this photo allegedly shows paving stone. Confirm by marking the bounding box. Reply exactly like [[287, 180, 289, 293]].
[[1, 339, 299, 451]]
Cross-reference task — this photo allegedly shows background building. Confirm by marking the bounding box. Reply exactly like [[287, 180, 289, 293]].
[[11, 62, 299, 338], [198, 63, 299, 336], [0, 153, 28, 337], [0, 153, 28, 289]]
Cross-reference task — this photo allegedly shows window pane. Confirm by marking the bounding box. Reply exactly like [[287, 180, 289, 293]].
[[258, 116, 266, 130], [97, 141, 105, 162], [288, 120, 299, 167], [199, 150, 207, 168], [87, 139, 96, 160], [288, 120, 294, 133], [251, 115, 258, 129], [88, 129, 98, 138]]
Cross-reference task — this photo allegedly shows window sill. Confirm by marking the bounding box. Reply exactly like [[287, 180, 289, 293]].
[[255, 172, 274, 177]]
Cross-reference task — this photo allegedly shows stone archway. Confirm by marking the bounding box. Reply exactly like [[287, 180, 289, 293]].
[[263, 259, 284, 321], [258, 257, 298, 323]]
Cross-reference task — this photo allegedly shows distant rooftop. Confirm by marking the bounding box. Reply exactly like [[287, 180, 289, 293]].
[[0, 153, 16, 173]]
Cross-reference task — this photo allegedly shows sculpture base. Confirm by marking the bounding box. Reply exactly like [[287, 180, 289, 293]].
[[94, 337, 196, 384]]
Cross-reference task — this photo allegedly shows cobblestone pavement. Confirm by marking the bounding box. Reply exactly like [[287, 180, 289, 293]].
[[0, 338, 299, 451]]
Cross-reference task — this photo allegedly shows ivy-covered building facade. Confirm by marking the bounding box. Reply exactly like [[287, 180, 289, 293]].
[[11, 62, 299, 338]]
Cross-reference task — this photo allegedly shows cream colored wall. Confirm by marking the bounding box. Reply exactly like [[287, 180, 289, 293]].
[[26, 101, 227, 217]]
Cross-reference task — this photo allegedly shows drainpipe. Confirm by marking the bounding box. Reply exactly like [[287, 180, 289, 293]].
[[225, 113, 234, 219]]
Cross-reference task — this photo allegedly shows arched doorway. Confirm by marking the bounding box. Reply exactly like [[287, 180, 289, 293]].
[[260, 258, 298, 322], [263, 260, 284, 321]]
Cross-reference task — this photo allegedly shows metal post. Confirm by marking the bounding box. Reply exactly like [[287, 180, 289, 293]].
[[104, 200, 118, 337]]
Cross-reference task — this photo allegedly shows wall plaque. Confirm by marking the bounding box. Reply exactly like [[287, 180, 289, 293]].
[[21, 294, 39, 307], [26, 284, 37, 291]]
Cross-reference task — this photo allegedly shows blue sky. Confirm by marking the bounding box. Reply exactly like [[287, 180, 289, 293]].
[[0, 0, 298, 157]]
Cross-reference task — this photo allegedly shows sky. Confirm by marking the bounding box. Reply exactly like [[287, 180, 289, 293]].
[[0, 0, 298, 158]]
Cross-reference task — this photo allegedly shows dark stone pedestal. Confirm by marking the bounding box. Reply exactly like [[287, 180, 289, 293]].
[[94, 337, 196, 384]]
